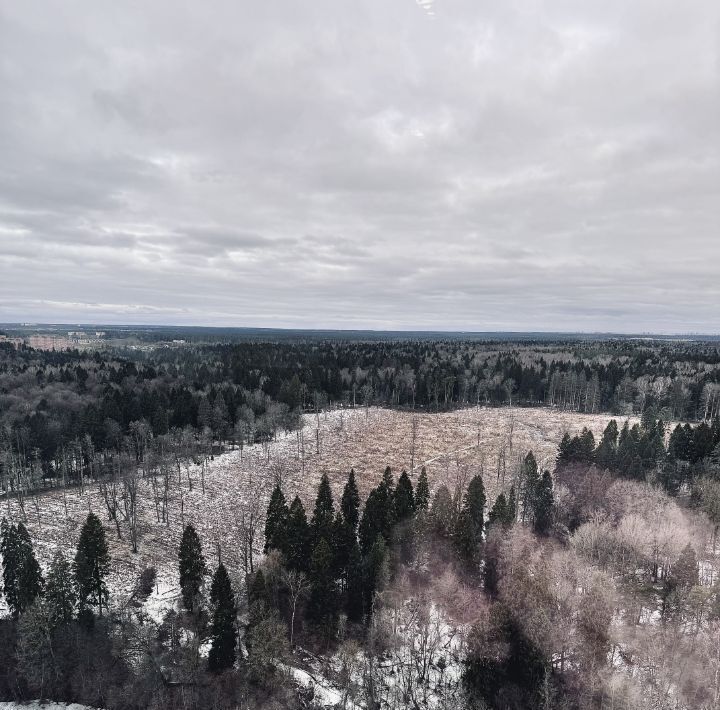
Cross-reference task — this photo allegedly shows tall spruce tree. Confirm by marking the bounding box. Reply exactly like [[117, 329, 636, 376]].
[[341, 469, 361, 533], [178, 523, 207, 612], [264, 484, 289, 553], [363, 535, 387, 618], [16, 522, 43, 615], [345, 540, 364, 624], [208, 562, 237, 673], [454, 475, 486, 564], [533, 471, 555, 536], [359, 486, 384, 554], [307, 538, 337, 631], [520, 452, 540, 520], [595, 419, 619, 469], [1, 520, 43, 617], [311, 473, 335, 546], [507, 485, 517, 524], [1, 519, 19, 616], [394, 471, 416, 522], [415, 467, 430, 511], [45, 551, 76, 626], [74, 512, 110, 615], [284, 496, 310, 572]]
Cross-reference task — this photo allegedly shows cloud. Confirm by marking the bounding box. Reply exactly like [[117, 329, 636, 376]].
[[0, 0, 718, 333]]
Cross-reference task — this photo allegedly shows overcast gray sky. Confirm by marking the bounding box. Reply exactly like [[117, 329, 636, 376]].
[[0, 0, 718, 332]]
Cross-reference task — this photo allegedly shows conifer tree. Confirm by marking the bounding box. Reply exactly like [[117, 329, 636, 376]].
[[507, 485, 517, 524], [415, 467, 430, 511], [363, 535, 387, 617], [394, 470, 415, 522], [520, 452, 540, 520], [311, 473, 335, 546], [178, 523, 207, 612], [345, 540, 364, 624], [307, 538, 337, 630], [487, 493, 508, 530], [264, 484, 289, 553], [377, 466, 397, 540], [284, 496, 310, 572], [45, 551, 77, 626], [341, 469, 361, 533], [359, 486, 384, 554], [74, 512, 110, 615], [1, 520, 44, 617], [454, 475, 486, 563], [595, 419, 619, 469], [533, 471, 554, 536], [16, 523, 43, 614], [430, 484, 455, 537], [208, 562, 237, 673], [1, 519, 19, 616]]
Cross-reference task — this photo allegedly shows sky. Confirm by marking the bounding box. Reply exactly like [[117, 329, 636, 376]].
[[0, 0, 718, 333]]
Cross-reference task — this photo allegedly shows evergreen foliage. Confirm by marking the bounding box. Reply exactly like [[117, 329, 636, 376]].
[[45, 551, 76, 626], [1, 520, 44, 617], [394, 470, 415, 522], [340, 469, 361, 532], [178, 523, 207, 612], [264, 484, 289, 554], [307, 538, 337, 630], [311, 473, 335, 546], [74, 512, 110, 614], [533, 470, 555, 535], [454, 475, 486, 563], [208, 562, 237, 673], [415, 466, 430, 511], [284, 496, 310, 572]]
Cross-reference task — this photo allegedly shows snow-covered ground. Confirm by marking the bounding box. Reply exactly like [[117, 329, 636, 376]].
[[0, 703, 102, 710], [1, 405, 626, 624]]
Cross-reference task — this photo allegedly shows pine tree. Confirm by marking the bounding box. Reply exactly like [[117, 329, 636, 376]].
[[1, 519, 19, 616], [430, 484, 455, 537], [307, 538, 337, 631], [507, 485, 517, 524], [74, 512, 110, 615], [487, 493, 508, 530], [311, 473, 335, 546], [15, 523, 43, 614], [345, 540, 364, 624], [264, 484, 289, 553], [341, 469, 361, 533], [1, 520, 43, 617], [45, 551, 76, 626], [377, 466, 397, 540], [178, 523, 207, 612], [359, 487, 384, 554], [520, 452, 540, 520], [454, 475, 486, 564], [533, 471, 554, 536], [208, 562, 237, 673], [284, 496, 311, 572], [394, 470, 415, 522], [595, 419, 619, 469], [364, 535, 387, 618], [415, 467, 430, 511]]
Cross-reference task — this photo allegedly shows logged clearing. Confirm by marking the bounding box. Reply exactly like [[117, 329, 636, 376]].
[[0, 406, 633, 615]]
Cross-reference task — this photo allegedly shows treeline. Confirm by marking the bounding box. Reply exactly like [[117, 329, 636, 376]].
[[557, 410, 720, 493], [1, 337, 719, 487]]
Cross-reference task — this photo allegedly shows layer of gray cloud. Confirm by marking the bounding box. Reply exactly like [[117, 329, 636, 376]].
[[0, 0, 718, 332]]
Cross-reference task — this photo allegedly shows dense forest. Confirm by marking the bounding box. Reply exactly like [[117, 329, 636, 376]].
[[2, 338, 719, 495]]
